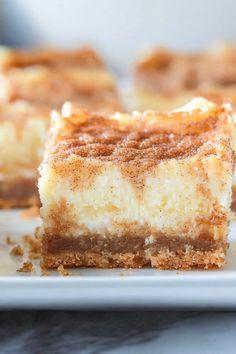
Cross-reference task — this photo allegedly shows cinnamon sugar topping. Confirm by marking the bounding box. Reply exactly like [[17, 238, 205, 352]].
[[47, 101, 232, 165]]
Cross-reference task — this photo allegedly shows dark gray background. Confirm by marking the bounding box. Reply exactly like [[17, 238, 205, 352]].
[[0, 311, 236, 354]]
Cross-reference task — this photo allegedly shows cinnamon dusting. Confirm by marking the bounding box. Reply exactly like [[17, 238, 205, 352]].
[[48, 104, 231, 166]]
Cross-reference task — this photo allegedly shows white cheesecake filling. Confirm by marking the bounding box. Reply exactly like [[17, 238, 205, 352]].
[[39, 153, 232, 239]]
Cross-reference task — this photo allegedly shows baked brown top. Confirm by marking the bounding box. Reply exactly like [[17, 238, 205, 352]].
[[46, 100, 234, 165], [0, 47, 103, 71], [135, 45, 236, 94]]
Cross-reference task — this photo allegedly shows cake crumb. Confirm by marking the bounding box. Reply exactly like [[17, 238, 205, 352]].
[[17, 261, 34, 273], [5, 235, 16, 245], [20, 206, 39, 219], [57, 264, 70, 276], [10, 245, 24, 256], [28, 252, 41, 260], [23, 235, 41, 255]]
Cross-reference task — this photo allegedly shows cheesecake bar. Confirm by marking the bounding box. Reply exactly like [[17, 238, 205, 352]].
[[0, 47, 123, 208], [133, 43, 236, 111], [0, 101, 48, 207], [0, 46, 123, 114], [134, 44, 236, 212], [38, 98, 235, 270]]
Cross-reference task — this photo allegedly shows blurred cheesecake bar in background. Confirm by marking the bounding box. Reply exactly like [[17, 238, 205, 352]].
[[0, 46, 123, 114], [134, 43, 236, 212], [38, 98, 235, 270], [133, 43, 236, 111], [0, 101, 48, 207], [0, 47, 123, 207]]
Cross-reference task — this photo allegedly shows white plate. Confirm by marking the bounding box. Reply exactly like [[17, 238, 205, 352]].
[[0, 210, 236, 309]]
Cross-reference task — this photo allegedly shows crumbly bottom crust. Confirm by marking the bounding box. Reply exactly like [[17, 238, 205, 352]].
[[231, 185, 236, 213], [0, 178, 39, 208], [42, 247, 227, 270]]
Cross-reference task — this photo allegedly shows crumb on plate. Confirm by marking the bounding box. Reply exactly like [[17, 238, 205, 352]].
[[17, 261, 34, 273], [5, 235, 16, 245], [10, 244, 24, 256], [23, 234, 41, 253], [57, 264, 70, 276]]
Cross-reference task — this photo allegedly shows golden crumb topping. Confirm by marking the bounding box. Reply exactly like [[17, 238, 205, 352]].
[[46, 99, 234, 165]]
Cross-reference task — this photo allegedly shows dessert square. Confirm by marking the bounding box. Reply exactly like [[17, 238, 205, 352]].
[[133, 43, 236, 111], [134, 44, 236, 212], [0, 46, 123, 114], [0, 101, 48, 207], [0, 47, 123, 208], [38, 98, 235, 270]]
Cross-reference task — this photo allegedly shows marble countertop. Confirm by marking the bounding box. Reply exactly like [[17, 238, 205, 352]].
[[0, 311, 235, 354]]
